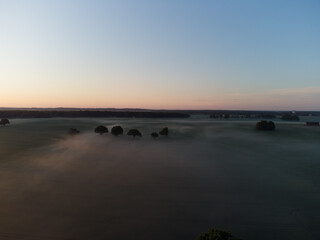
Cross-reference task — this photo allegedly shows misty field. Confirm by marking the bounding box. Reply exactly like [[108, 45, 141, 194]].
[[0, 117, 320, 240]]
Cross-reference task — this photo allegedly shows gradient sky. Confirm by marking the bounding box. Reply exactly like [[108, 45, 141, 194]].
[[1, 0, 319, 110]]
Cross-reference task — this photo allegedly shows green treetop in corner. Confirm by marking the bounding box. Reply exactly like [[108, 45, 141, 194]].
[[196, 228, 242, 240]]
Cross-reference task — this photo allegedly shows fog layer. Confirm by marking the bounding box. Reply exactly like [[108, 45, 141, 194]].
[[0, 118, 320, 240]]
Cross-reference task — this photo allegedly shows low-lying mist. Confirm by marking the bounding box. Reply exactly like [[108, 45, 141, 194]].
[[0, 117, 320, 240]]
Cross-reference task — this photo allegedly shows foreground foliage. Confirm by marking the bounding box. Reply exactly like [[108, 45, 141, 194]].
[[196, 228, 242, 240]]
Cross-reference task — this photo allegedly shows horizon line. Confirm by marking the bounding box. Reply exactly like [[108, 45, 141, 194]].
[[0, 107, 320, 112]]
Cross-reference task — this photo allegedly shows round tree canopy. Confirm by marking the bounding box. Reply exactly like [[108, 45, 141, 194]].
[[94, 125, 108, 134], [111, 126, 124, 136], [127, 129, 142, 137]]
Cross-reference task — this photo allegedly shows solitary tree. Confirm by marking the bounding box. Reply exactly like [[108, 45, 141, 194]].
[[127, 129, 142, 137], [0, 118, 10, 126], [159, 127, 169, 136], [68, 128, 80, 135], [151, 132, 159, 138], [111, 126, 123, 136], [94, 126, 108, 135], [256, 120, 275, 131]]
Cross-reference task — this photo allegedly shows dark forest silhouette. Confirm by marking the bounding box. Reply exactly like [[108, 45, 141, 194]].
[[0, 110, 189, 119]]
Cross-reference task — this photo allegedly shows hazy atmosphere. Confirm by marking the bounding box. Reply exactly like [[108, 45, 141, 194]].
[[1, 1, 320, 240], [1, 117, 320, 239]]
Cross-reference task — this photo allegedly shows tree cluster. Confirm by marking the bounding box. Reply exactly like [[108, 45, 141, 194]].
[[91, 125, 169, 138]]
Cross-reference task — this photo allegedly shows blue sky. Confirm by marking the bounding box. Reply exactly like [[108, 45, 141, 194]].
[[0, 0, 319, 110]]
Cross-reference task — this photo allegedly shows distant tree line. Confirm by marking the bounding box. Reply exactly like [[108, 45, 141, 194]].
[[0, 110, 189, 119], [205, 110, 319, 117], [210, 113, 276, 119], [281, 113, 300, 121]]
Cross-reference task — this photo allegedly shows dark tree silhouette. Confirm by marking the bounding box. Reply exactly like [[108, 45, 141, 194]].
[[159, 127, 169, 136], [94, 126, 108, 135], [0, 118, 10, 126], [111, 126, 123, 136], [127, 129, 142, 137], [256, 120, 275, 131], [68, 128, 80, 135], [196, 228, 241, 240], [151, 132, 159, 138]]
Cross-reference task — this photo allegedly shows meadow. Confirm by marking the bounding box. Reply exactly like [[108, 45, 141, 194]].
[[0, 117, 320, 240]]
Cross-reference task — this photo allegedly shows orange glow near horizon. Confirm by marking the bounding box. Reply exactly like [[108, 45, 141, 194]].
[[2, 86, 320, 111]]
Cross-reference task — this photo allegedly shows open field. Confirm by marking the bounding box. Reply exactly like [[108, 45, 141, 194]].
[[1, 117, 320, 239]]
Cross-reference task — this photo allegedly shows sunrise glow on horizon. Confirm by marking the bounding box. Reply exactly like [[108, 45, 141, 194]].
[[1, 0, 320, 110]]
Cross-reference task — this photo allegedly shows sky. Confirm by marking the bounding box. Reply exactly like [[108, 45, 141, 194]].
[[0, 0, 319, 110]]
